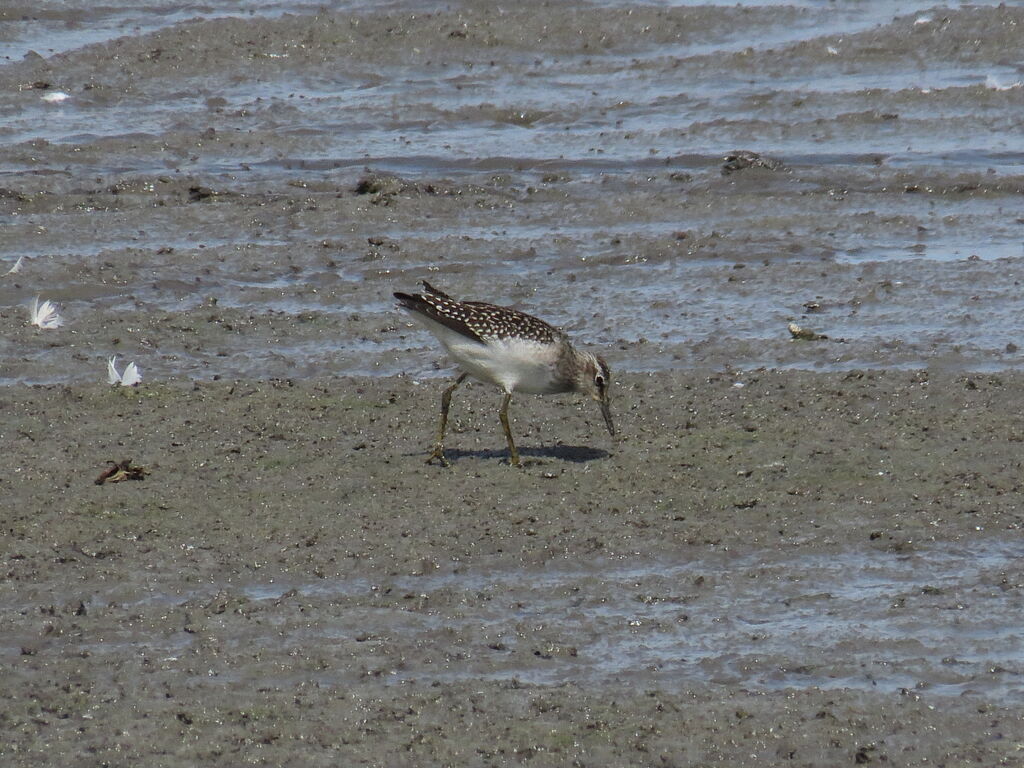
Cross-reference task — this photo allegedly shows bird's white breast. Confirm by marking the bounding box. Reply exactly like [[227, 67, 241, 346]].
[[405, 311, 569, 394], [452, 336, 566, 394]]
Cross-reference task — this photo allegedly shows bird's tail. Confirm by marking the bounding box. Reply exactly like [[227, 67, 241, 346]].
[[420, 280, 453, 299], [393, 291, 426, 312], [394, 280, 454, 311]]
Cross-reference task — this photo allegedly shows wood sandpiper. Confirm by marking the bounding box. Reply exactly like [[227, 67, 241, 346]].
[[394, 281, 615, 466]]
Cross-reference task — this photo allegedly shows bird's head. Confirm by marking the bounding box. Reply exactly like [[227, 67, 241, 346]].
[[574, 352, 615, 437]]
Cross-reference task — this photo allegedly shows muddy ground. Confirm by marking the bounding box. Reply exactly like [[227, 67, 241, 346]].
[[3, 1, 1024, 765], [3, 370, 1024, 766], [3, 3, 1024, 384]]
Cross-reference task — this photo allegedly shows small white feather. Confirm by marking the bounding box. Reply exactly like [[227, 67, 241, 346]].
[[108, 355, 143, 386], [107, 356, 121, 385], [29, 296, 63, 329], [121, 362, 142, 386], [4, 256, 24, 275], [106, 358, 142, 387]]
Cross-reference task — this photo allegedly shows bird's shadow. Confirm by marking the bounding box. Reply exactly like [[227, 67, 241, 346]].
[[406, 444, 610, 465]]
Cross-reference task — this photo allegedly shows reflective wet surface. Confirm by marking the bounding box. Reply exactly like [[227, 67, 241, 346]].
[[11, 539, 1018, 700], [2, 1, 1023, 384], [3, 3, 1024, 764]]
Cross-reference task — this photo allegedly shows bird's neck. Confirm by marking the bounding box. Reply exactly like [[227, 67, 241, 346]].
[[553, 345, 588, 392]]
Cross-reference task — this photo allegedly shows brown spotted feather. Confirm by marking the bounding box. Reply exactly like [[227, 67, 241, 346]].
[[395, 283, 564, 345]]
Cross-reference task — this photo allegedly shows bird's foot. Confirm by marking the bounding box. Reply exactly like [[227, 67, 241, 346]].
[[425, 444, 451, 467]]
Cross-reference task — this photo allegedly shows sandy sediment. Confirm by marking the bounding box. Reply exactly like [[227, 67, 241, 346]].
[[4, 2, 1024, 763], [2, 370, 1023, 765]]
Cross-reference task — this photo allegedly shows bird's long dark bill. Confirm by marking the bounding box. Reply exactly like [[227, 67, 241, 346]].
[[599, 398, 615, 437]]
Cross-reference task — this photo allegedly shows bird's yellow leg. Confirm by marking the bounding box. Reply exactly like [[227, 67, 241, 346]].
[[498, 392, 520, 467], [426, 373, 468, 466]]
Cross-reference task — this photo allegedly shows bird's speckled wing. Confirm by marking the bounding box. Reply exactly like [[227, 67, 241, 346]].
[[395, 285, 564, 345]]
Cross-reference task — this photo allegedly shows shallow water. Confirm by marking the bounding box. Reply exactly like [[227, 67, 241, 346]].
[[271, 540, 1024, 700], [2, 1, 1023, 384], [6, 540, 1021, 702]]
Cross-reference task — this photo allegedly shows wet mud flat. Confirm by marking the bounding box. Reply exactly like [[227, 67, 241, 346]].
[[3, 1, 1024, 764], [3, 370, 1024, 766], [3, 3, 1024, 384]]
